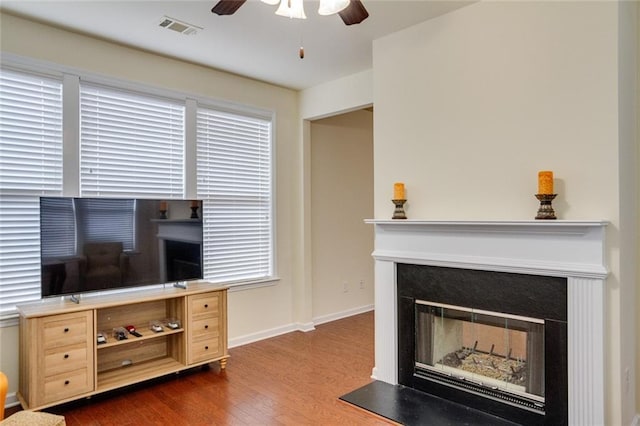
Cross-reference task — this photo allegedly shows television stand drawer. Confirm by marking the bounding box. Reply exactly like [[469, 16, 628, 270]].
[[42, 311, 91, 349], [43, 368, 92, 404], [44, 343, 90, 377]]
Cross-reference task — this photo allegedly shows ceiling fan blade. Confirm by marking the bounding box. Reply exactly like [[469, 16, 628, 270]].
[[338, 0, 369, 25], [211, 0, 247, 16]]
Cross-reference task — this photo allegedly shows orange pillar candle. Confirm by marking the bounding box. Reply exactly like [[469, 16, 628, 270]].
[[190, 200, 199, 208], [159, 201, 168, 211], [538, 171, 554, 194], [394, 182, 405, 200]]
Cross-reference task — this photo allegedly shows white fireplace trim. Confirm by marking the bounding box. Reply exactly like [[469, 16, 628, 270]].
[[372, 250, 606, 279], [366, 219, 608, 426]]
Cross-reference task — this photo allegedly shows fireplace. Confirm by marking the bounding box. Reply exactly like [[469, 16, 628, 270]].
[[397, 264, 567, 424], [366, 220, 608, 425]]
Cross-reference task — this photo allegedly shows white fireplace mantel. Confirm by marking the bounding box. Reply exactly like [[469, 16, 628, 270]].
[[154, 219, 203, 244], [366, 219, 609, 425]]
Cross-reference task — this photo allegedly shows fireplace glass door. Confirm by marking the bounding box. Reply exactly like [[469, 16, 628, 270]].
[[415, 300, 545, 411]]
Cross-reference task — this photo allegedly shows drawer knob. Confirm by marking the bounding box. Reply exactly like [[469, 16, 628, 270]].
[[204, 325, 209, 329], [204, 304, 208, 308], [204, 346, 209, 350], [64, 328, 69, 333], [64, 380, 70, 385], [64, 354, 69, 359]]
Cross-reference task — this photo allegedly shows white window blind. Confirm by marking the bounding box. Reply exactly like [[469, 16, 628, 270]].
[[0, 68, 63, 318], [197, 108, 273, 284], [40, 197, 76, 258], [80, 83, 185, 197], [76, 198, 135, 251]]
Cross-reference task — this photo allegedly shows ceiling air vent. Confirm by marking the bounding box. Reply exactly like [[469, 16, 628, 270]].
[[158, 16, 202, 35]]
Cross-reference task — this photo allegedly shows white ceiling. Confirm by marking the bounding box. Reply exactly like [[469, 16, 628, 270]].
[[0, 0, 472, 90]]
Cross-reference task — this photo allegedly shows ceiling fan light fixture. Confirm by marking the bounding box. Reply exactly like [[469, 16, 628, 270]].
[[318, 0, 350, 16], [260, 0, 280, 5], [275, 0, 307, 19]]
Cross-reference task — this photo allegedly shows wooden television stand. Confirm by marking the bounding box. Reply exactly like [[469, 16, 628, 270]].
[[16, 282, 228, 411]]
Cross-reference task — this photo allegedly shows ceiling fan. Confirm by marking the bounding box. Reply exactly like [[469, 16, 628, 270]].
[[211, 0, 369, 26]]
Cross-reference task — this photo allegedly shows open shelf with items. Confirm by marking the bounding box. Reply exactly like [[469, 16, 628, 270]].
[[17, 282, 228, 411], [95, 297, 186, 391], [97, 327, 184, 349]]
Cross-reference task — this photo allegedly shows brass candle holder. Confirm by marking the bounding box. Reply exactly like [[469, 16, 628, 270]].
[[535, 194, 557, 220], [392, 199, 407, 220]]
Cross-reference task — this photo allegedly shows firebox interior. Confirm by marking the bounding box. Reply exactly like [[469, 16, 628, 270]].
[[415, 301, 545, 410]]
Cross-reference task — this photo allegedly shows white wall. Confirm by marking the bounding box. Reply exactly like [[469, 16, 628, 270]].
[[0, 12, 301, 401], [372, 2, 635, 425], [636, 3, 640, 420], [618, 2, 639, 424], [300, 69, 373, 120], [310, 110, 374, 322]]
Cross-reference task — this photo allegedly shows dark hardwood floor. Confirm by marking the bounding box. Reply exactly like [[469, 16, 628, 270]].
[[8, 311, 393, 425]]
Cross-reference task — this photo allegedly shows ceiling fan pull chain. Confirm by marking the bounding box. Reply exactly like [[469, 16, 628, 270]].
[[299, 26, 304, 59]]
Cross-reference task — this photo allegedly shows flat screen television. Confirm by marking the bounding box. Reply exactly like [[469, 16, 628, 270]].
[[39, 197, 203, 298]]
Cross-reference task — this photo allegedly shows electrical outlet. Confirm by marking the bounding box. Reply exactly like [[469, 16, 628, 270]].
[[359, 279, 364, 289], [343, 281, 348, 292]]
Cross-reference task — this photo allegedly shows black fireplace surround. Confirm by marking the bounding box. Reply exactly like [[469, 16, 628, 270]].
[[397, 264, 568, 426]]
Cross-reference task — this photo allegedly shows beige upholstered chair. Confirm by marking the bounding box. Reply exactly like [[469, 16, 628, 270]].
[[0, 412, 66, 426], [79, 242, 129, 290]]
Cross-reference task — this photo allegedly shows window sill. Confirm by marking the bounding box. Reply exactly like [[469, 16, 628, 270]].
[[225, 276, 281, 292], [0, 315, 19, 328], [0, 278, 281, 327]]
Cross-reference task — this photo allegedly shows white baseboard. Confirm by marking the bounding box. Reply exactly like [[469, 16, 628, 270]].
[[312, 304, 374, 326], [3, 391, 19, 410], [295, 321, 316, 332], [228, 323, 300, 348], [228, 305, 374, 349]]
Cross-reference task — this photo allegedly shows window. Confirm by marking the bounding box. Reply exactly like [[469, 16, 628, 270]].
[[0, 64, 276, 319], [0, 68, 63, 319], [197, 107, 273, 284], [80, 83, 185, 198]]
